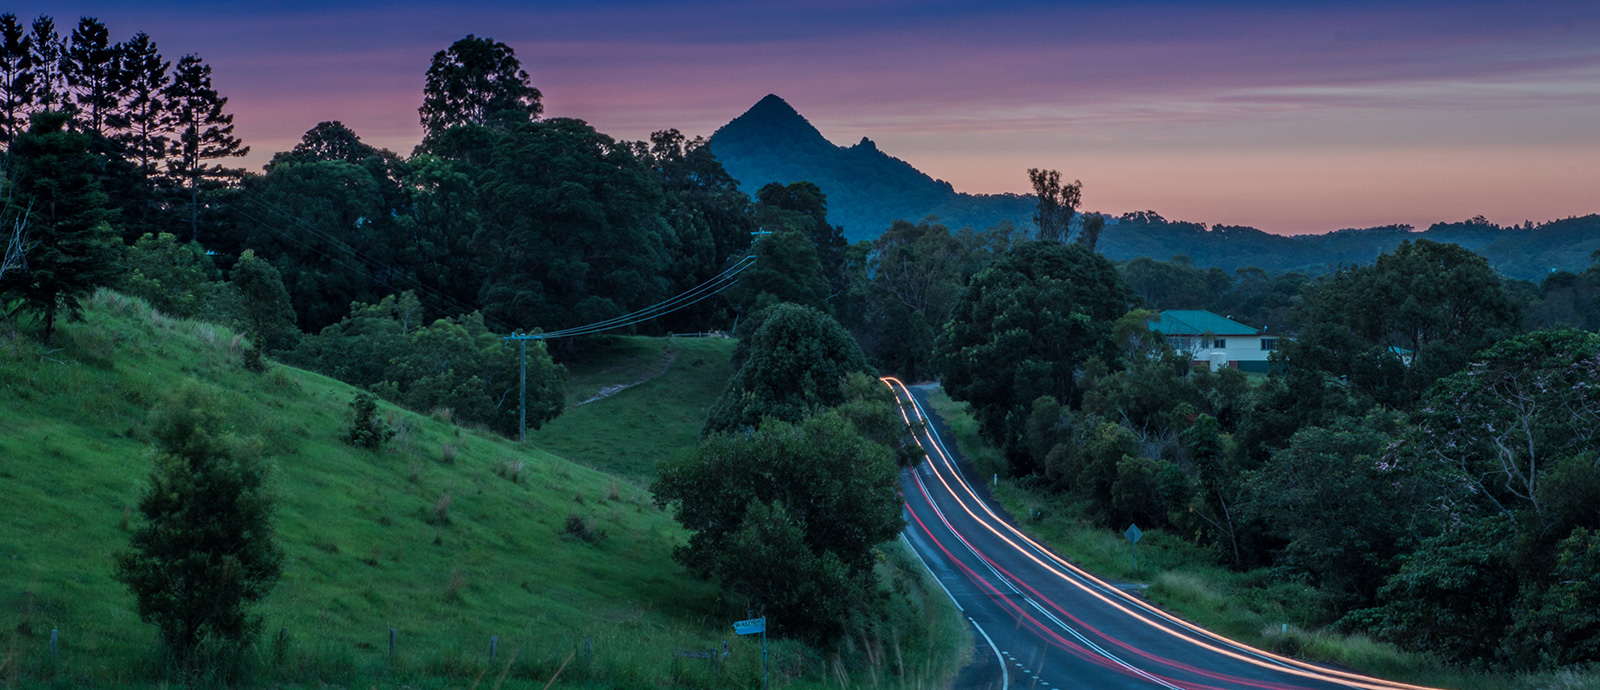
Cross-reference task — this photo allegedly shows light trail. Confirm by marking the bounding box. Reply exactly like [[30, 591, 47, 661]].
[[884, 377, 1444, 690]]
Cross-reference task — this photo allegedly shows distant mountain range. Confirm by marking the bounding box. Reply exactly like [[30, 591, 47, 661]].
[[707, 95, 1599, 281]]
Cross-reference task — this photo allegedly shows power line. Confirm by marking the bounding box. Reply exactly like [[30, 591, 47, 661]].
[[531, 256, 755, 339], [505, 251, 757, 441]]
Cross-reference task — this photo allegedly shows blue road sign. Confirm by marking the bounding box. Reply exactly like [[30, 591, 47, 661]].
[[734, 617, 766, 635], [1124, 524, 1143, 544]]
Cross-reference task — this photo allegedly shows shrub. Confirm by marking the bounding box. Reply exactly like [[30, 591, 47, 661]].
[[563, 514, 605, 543], [345, 391, 393, 450], [112, 385, 284, 672]]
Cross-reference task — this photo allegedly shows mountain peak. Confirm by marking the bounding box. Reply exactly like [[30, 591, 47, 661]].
[[711, 94, 832, 151]]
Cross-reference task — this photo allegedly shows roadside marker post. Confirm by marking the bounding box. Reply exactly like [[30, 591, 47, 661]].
[[1124, 523, 1143, 571], [733, 616, 767, 690]]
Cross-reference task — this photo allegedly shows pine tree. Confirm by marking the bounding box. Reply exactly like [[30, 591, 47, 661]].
[[113, 384, 283, 670], [64, 16, 117, 135], [0, 110, 119, 341], [164, 54, 245, 240], [27, 16, 65, 115], [0, 14, 35, 145], [112, 32, 171, 175]]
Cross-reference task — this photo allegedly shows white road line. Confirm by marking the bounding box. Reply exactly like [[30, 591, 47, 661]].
[[900, 533, 963, 613], [970, 617, 1009, 690]]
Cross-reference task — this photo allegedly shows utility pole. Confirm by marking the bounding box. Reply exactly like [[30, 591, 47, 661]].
[[503, 332, 542, 443], [519, 337, 526, 442]]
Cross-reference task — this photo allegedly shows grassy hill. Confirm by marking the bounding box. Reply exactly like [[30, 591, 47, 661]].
[[0, 291, 964, 688], [533, 336, 739, 483]]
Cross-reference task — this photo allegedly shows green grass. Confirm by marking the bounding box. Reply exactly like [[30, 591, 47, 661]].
[[533, 336, 737, 483], [920, 386, 1599, 690], [0, 295, 965, 688]]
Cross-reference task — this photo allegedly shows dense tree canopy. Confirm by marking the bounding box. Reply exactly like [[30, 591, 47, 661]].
[[418, 34, 541, 138], [1285, 239, 1521, 409], [935, 240, 1130, 472], [653, 411, 902, 643], [703, 303, 870, 436]]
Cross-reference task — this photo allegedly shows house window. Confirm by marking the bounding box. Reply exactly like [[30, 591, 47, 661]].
[[1261, 338, 1278, 351], [1213, 338, 1227, 349]]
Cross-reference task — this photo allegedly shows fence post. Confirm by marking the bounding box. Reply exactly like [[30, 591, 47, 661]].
[[490, 635, 498, 662], [49, 629, 58, 659], [585, 637, 592, 664], [388, 628, 396, 665]]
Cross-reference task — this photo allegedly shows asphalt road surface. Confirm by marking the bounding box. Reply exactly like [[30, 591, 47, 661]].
[[886, 378, 1434, 690]]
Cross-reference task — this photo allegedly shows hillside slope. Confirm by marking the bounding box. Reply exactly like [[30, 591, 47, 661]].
[[533, 336, 739, 483], [0, 291, 962, 688]]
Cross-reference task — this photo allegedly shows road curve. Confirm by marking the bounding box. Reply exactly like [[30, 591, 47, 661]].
[[885, 378, 1437, 690]]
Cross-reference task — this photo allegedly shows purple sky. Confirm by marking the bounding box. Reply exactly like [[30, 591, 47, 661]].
[[33, 1, 1600, 234]]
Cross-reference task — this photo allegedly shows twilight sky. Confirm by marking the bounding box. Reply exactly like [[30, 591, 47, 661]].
[[32, 0, 1600, 234]]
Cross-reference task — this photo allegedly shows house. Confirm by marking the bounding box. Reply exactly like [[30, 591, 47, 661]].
[[1148, 310, 1287, 373]]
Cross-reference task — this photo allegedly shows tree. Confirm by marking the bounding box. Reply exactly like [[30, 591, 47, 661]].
[[1027, 168, 1080, 243], [286, 293, 566, 437], [0, 196, 27, 283], [418, 34, 541, 138], [379, 311, 562, 436], [727, 229, 831, 315], [1354, 517, 1520, 665], [847, 218, 975, 381], [276, 120, 381, 167], [164, 54, 246, 240], [112, 32, 171, 176], [653, 411, 903, 643], [1285, 240, 1520, 409], [236, 152, 398, 330], [1508, 527, 1600, 667], [229, 249, 296, 351], [345, 391, 394, 450], [27, 16, 65, 114], [113, 384, 284, 669], [0, 14, 34, 145], [427, 117, 671, 332], [0, 111, 119, 341], [935, 240, 1130, 472], [63, 16, 116, 135], [703, 303, 871, 436], [1412, 328, 1600, 532], [755, 181, 847, 296], [633, 129, 755, 332], [118, 232, 220, 319], [1242, 414, 1420, 605]]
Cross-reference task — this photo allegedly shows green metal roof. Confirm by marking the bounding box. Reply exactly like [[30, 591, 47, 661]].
[[1149, 310, 1261, 336]]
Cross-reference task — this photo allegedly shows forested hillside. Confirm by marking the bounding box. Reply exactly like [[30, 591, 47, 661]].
[[708, 94, 1034, 242], [709, 96, 1599, 280]]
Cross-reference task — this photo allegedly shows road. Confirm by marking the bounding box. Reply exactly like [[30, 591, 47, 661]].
[[885, 378, 1435, 690]]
